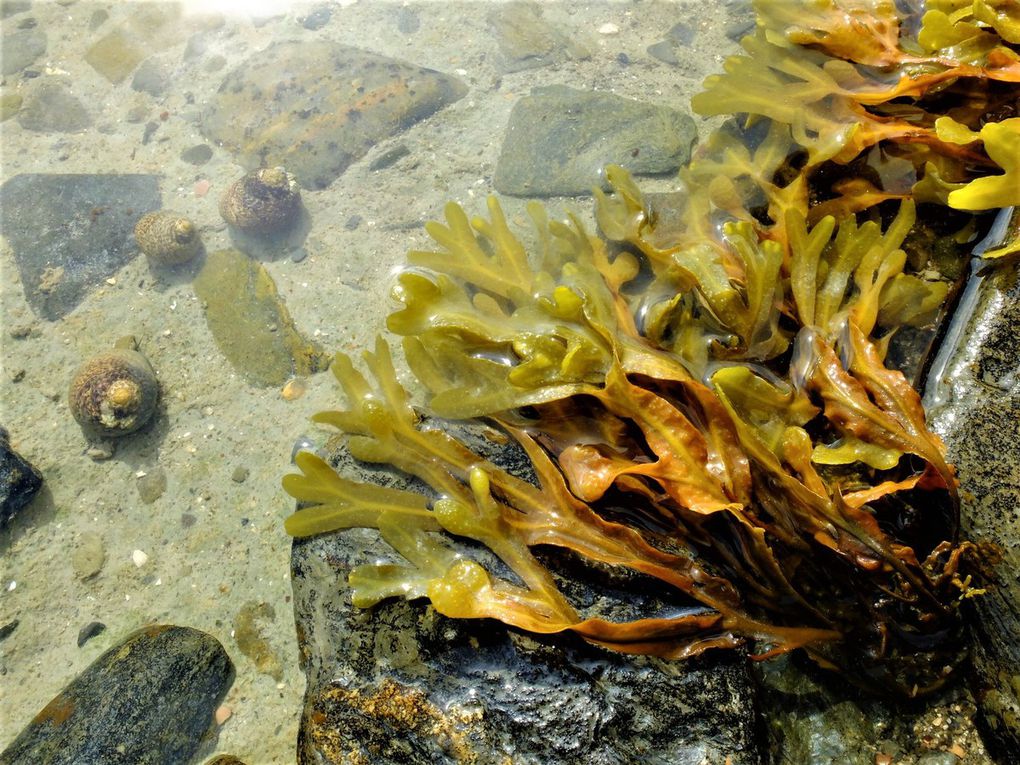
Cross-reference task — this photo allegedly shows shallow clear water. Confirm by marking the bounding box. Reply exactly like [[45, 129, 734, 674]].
[[0, 2, 740, 761]]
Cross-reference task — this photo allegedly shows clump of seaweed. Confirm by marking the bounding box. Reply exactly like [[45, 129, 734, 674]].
[[284, 0, 1017, 697]]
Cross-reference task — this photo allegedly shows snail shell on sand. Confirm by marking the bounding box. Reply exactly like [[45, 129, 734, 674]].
[[219, 167, 301, 234], [134, 212, 202, 265], [68, 343, 160, 439]]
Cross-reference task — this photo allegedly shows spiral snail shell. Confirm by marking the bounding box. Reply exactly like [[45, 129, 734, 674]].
[[135, 211, 202, 265], [68, 340, 160, 440], [219, 167, 301, 234]]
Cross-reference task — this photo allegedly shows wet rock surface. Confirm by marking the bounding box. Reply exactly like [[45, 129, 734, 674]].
[[16, 81, 92, 133], [0, 625, 233, 765], [192, 248, 330, 387], [494, 84, 697, 197], [201, 41, 467, 190], [925, 220, 1020, 762], [291, 423, 765, 765], [486, 1, 590, 73], [1, 27, 46, 75], [0, 427, 42, 527], [0, 173, 160, 320]]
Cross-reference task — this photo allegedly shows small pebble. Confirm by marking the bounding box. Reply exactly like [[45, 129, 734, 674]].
[[598, 22, 620, 35], [71, 531, 106, 580], [230, 466, 249, 484], [9, 368, 25, 382], [137, 467, 167, 504], [344, 214, 362, 231], [180, 144, 213, 165], [299, 4, 331, 30], [289, 247, 308, 263], [0, 619, 19, 642], [77, 621, 106, 647], [194, 178, 212, 197], [132, 549, 149, 567], [214, 705, 232, 725], [181, 512, 197, 528]]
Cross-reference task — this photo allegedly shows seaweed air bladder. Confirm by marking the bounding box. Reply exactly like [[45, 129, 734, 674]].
[[284, 0, 1019, 697]]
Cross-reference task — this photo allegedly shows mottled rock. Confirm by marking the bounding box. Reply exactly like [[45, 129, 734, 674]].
[[16, 81, 91, 133], [0, 427, 43, 527], [232, 601, 282, 681], [495, 85, 697, 197], [756, 655, 985, 764], [1, 27, 45, 75], [84, 5, 184, 84], [486, 1, 589, 73], [201, 41, 466, 189], [192, 248, 330, 387], [291, 421, 764, 765], [924, 211, 1020, 762], [0, 625, 233, 765], [0, 173, 160, 319]]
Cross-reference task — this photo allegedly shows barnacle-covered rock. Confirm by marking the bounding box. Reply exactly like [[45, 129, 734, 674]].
[[134, 211, 201, 265], [219, 167, 301, 235], [68, 339, 159, 440]]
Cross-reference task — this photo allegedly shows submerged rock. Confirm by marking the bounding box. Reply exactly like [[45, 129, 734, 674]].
[[0, 426, 43, 527], [290, 421, 764, 765], [1, 173, 160, 320], [486, 1, 590, 73], [0, 625, 233, 765], [16, 81, 91, 133], [192, 248, 330, 387], [201, 41, 466, 190], [924, 211, 1020, 762], [494, 85, 697, 197], [1, 27, 45, 75]]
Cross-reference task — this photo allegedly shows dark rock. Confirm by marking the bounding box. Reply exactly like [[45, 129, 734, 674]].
[[290, 421, 765, 764], [0, 625, 233, 765], [0, 426, 43, 527], [343, 214, 362, 231], [231, 465, 249, 483], [180, 143, 214, 165], [0, 620, 19, 642], [924, 210, 1020, 763], [667, 22, 697, 45], [494, 84, 697, 197], [298, 4, 331, 30], [756, 655, 984, 764], [15, 16, 34, 28], [16, 81, 91, 133], [201, 41, 467, 190], [486, 1, 589, 73], [192, 248, 330, 387], [1, 27, 45, 75], [131, 57, 170, 96], [368, 144, 410, 171], [76, 621, 106, 648], [0, 173, 160, 320]]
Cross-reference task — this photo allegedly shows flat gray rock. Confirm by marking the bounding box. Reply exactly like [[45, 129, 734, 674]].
[[16, 81, 91, 133], [0, 173, 160, 320], [494, 85, 697, 197], [290, 421, 764, 765], [201, 41, 466, 190], [0, 625, 233, 765], [924, 212, 1020, 762], [1, 27, 45, 75]]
